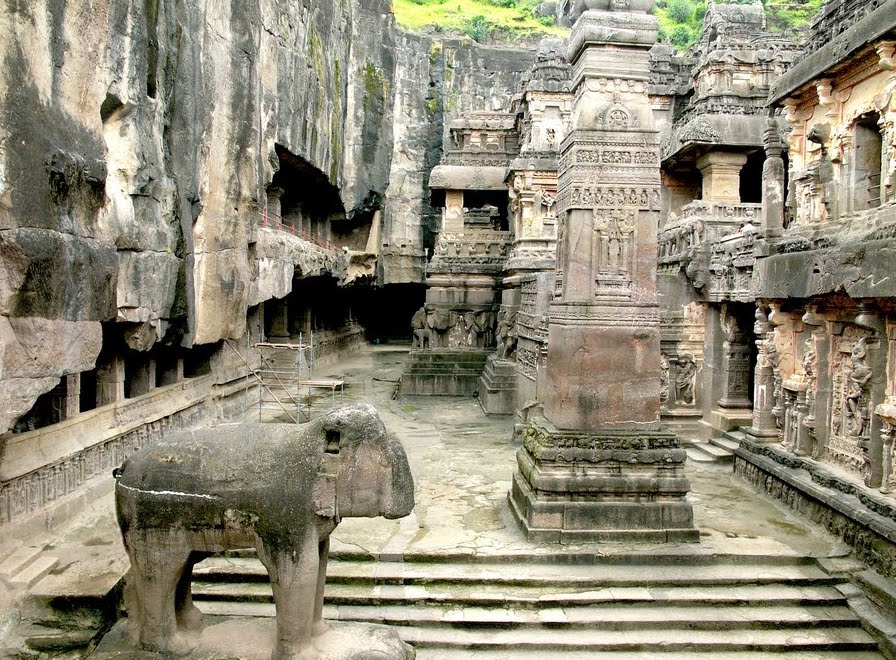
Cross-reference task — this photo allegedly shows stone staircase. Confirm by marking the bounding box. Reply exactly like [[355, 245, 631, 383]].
[[190, 551, 884, 659], [685, 428, 746, 464]]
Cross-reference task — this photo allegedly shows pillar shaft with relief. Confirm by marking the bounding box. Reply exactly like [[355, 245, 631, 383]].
[[509, 0, 698, 543]]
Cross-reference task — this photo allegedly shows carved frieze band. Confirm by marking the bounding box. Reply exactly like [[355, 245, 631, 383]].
[[549, 304, 659, 327], [0, 403, 210, 527]]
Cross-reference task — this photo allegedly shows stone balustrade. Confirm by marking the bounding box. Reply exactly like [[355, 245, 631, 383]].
[[428, 231, 512, 273], [658, 201, 760, 264]]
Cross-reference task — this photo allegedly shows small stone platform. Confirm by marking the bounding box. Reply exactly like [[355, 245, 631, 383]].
[[399, 349, 489, 396], [477, 355, 517, 414]]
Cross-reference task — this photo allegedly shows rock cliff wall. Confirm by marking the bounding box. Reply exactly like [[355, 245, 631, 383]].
[[0, 0, 533, 434]]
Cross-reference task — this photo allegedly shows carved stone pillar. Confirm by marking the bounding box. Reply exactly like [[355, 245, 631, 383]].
[[266, 185, 284, 226], [768, 304, 785, 436], [762, 118, 785, 241], [697, 151, 748, 204], [718, 304, 752, 409], [443, 190, 465, 233], [269, 298, 290, 340], [509, 2, 696, 543], [58, 373, 81, 420], [96, 355, 125, 406], [745, 303, 778, 442]]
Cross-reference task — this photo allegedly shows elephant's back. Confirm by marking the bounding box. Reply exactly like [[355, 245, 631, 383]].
[[116, 423, 319, 499]]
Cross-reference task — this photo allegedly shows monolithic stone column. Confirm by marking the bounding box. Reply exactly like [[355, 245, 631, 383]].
[[96, 355, 125, 406], [59, 373, 81, 420], [266, 185, 284, 226], [697, 151, 747, 204], [269, 298, 290, 341], [509, 0, 697, 543], [762, 118, 785, 241]]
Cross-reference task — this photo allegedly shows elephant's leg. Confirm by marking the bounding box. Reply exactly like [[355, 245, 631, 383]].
[[175, 551, 210, 631], [127, 530, 192, 653], [312, 538, 329, 636], [257, 536, 321, 660]]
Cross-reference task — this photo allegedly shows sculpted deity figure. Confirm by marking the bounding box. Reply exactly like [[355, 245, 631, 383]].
[[674, 356, 697, 405], [496, 310, 518, 360], [846, 338, 873, 437]]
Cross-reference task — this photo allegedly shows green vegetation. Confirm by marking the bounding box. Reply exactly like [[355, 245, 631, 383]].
[[392, 0, 567, 43], [393, 0, 823, 51], [655, 0, 823, 51]]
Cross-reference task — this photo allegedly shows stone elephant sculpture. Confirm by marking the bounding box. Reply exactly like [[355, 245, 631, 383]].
[[114, 403, 415, 660]]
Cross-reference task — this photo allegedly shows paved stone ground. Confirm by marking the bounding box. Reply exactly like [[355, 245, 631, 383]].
[[320, 344, 846, 561], [0, 344, 854, 658]]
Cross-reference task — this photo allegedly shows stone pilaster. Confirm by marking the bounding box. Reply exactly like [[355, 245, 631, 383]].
[[509, 2, 697, 543], [745, 303, 779, 442]]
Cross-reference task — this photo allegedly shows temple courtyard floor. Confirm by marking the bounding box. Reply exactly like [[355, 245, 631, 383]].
[[4, 343, 881, 659]]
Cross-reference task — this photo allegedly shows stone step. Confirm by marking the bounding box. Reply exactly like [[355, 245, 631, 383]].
[[9, 555, 59, 588], [415, 651, 884, 660], [192, 580, 849, 609], [855, 569, 896, 614], [686, 442, 733, 462], [685, 447, 718, 463], [193, 557, 840, 591], [0, 545, 43, 584], [196, 600, 859, 629], [710, 436, 742, 452], [396, 625, 878, 652]]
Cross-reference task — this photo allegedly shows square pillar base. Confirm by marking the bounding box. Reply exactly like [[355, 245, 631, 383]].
[[508, 417, 699, 543]]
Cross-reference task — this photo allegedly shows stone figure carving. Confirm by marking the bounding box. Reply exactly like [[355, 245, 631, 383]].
[[411, 306, 431, 349], [463, 310, 494, 347], [427, 308, 455, 348], [496, 310, 518, 360], [114, 404, 415, 660], [660, 353, 670, 405], [674, 355, 697, 405], [846, 337, 872, 438]]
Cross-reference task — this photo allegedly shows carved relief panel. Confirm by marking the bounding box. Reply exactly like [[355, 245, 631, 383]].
[[593, 208, 636, 298], [824, 326, 873, 478]]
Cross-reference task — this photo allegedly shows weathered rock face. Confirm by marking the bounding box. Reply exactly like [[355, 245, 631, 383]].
[[0, 1, 384, 433], [381, 37, 536, 283], [0, 1, 538, 435]]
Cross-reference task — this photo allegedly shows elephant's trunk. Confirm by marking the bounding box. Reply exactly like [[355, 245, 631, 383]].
[[383, 436, 415, 519]]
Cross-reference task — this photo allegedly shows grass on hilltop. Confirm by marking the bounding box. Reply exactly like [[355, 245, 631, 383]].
[[393, 0, 822, 51], [391, 0, 568, 43]]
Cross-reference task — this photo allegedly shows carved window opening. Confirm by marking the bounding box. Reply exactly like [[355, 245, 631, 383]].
[[155, 352, 181, 388], [462, 190, 508, 231], [12, 380, 69, 433], [184, 343, 216, 379], [739, 151, 764, 204], [854, 113, 883, 210], [80, 369, 98, 412]]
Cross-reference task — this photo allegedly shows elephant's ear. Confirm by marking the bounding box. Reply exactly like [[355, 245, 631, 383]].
[[313, 451, 339, 518]]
